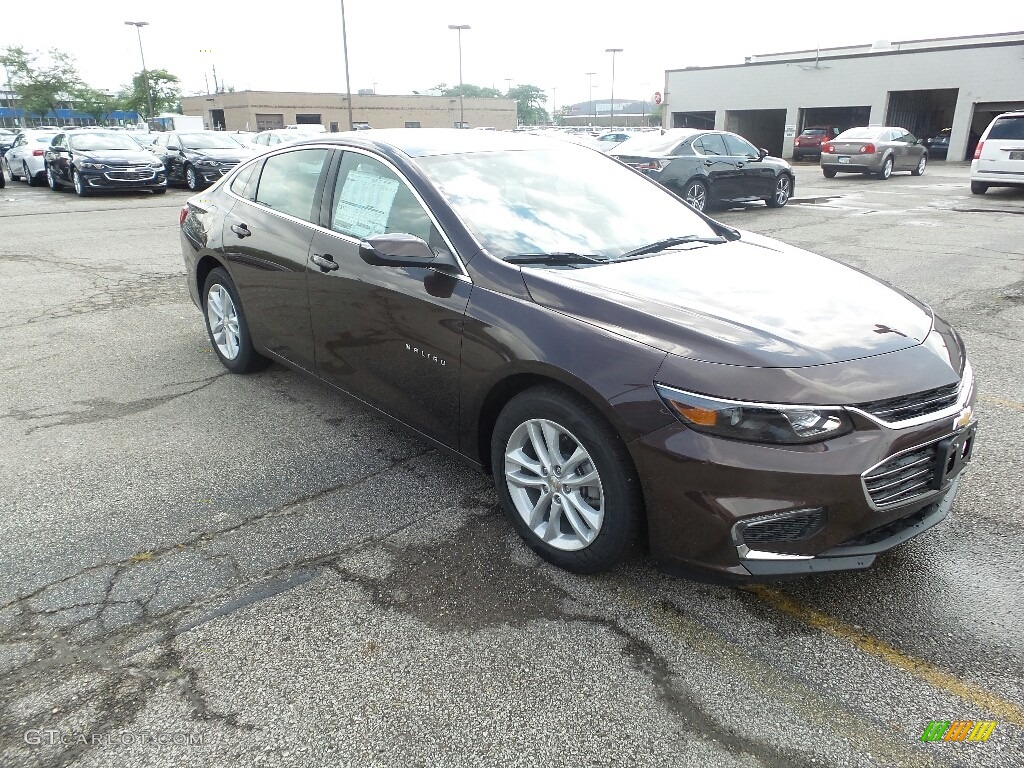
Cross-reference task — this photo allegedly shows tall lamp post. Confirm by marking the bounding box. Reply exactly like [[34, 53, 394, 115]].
[[448, 24, 470, 128], [339, 0, 354, 130], [585, 72, 596, 124], [605, 48, 622, 128], [124, 21, 155, 125]]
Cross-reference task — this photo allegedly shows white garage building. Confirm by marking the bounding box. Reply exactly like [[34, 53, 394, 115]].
[[662, 31, 1024, 161]]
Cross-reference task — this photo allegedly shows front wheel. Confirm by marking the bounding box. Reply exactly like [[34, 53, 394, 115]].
[[46, 165, 61, 191], [72, 169, 91, 197], [202, 268, 269, 374], [970, 181, 988, 195], [185, 164, 201, 191], [491, 386, 644, 574], [911, 154, 927, 177], [7, 158, 22, 182], [765, 174, 792, 208], [682, 179, 708, 212], [876, 156, 893, 180]]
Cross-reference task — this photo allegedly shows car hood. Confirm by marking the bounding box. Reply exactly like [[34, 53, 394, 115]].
[[71, 149, 157, 165], [184, 148, 249, 161], [519, 232, 933, 368]]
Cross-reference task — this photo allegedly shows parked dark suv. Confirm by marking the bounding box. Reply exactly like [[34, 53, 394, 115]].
[[179, 130, 976, 581], [610, 129, 794, 212]]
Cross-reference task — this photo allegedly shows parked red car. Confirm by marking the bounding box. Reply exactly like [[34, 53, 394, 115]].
[[793, 126, 840, 160]]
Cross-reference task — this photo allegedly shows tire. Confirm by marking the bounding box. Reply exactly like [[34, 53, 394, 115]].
[[46, 165, 61, 191], [26, 162, 44, 187], [822, 168, 837, 178], [0, 162, 5, 189], [970, 181, 988, 195], [72, 169, 91, 197], [911, 154, 927, 177], [202, 268, 269, 374], [490, 385, 644, 574], [876, 155, 893, 180], [184, 164, 201, 191], [765, 173, 792, 208], [682, 179, 708, 212], [6, 158, 21, 182]]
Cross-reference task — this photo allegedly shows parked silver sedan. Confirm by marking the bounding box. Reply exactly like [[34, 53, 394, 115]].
[[820, 126, 928, 180]]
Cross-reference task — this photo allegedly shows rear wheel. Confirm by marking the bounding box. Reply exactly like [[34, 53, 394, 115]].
[[766, 174, 792, 208], [491, 386, 644, 574], [822, 168, 837, 178], [26, 162, 44, 187], [202, 268, 269, 374], [970, 181, 988, 195], [876, 156, 893, 180], [682, 179, 708, 212], [911, 154, 927, 177]]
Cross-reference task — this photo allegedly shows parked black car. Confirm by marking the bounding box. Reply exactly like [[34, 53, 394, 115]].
[[44, 131, 167, 196], [150, 131, 253, 190], [924, 128, 951, 159], [610, 129, 794, 212], [178, 130, 975, 580]]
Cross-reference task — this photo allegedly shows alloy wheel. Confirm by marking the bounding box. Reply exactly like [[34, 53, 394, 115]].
[[206, 284, 240, 360], [684, 181, 707, 212], [46, 166, 58, 190], [503, 418, 605, 552], [185, 166, 199, 191]]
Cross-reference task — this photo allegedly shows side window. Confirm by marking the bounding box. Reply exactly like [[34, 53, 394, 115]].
[[723, 133, 758, 157], [329, 152, 433, 243], [694, 133, 728, 156], [253, 148, 330, 222], [230, 161, 259, 199], [167, 135, 181, 150]]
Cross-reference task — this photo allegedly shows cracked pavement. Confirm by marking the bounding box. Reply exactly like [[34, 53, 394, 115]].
[[1, 166, 1022, 767]]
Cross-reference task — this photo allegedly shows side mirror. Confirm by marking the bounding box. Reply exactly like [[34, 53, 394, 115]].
[[758, 148, 769, 160], [358, 233, 459, 272]]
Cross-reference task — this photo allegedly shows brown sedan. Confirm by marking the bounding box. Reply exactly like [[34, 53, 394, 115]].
[[821, 126, 929, 179], [179, 130, 976, 580]]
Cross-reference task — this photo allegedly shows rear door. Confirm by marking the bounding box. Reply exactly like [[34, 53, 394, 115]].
[[692, 133, 740, 199], [978, 114, 1024, 176]]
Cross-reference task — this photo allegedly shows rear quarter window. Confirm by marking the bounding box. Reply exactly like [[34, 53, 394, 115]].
[[988, 117, 1024, 141]]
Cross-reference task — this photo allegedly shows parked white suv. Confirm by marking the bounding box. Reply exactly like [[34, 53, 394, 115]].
[[970, 111, 1024, 194]]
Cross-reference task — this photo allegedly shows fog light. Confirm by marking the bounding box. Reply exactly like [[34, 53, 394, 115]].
[[733, 507, 827, 548]]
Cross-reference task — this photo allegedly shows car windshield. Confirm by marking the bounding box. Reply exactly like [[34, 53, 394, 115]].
[[69, 134, 142, 151], [179, 133, 244, 149], [612, 131, 691, 155], [835, 128, 885, 141], [415, 146, 717, 261], [800, 129, 828, 136]]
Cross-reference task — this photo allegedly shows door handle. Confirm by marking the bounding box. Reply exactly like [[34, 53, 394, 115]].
[[704, 160, 713, 166], [230, 223, 251, 238], [311, 253, 339, 272]]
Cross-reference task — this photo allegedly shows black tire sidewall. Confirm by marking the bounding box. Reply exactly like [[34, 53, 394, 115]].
[[185, 164, 200, 191], [202, 267, 266, 374], [490, 386, 641, 574]]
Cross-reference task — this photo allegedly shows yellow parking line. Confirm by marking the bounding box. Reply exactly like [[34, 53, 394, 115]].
[[980, 394, 1024, 412], [744, 585, 1024, 729]]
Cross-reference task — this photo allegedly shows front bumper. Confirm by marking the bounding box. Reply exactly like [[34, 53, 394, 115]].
[[633, 378, 976, 581], [78, 167, 167, 190]]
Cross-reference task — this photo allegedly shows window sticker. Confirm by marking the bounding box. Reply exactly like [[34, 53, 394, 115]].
[[334, 168, 400, 238]]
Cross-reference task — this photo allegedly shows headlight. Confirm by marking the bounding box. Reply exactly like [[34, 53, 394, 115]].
[[151, 161, 165, 169], [197, 159, 218, 167], [655, 384, 854, 445], [80, 162, 106, 170]]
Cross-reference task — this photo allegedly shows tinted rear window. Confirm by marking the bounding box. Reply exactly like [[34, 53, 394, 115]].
[[988, 117, 1024, 141], [800, 129, 828, 136]]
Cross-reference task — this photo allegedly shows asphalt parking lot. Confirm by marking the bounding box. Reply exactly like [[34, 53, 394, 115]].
[[1, 160, 1022, 768]]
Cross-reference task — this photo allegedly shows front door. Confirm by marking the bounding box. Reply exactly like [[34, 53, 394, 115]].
[[723, 132, 776, 197], [308, 150, 471, 447], [692, 133, 742, 200]]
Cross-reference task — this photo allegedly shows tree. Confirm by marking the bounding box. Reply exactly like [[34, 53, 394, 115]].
[[0, 46, 83, 122], [431, 82, 502, 99], [119, 68, 181, 118], [507, 84, 548, 125], [75, 87, 112, 125]]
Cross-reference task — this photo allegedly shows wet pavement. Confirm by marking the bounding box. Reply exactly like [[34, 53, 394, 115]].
[[1, 161, 1021, 767]]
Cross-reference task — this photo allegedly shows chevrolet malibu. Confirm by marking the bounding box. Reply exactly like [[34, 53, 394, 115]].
[[179, 130, 977, 580]]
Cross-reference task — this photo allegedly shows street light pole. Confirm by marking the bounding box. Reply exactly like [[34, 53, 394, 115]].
[[585, 72, 596, 124], [124, 22, 154, 125], [448, 24, 470, 128], [551, 86, 557, 125], [339, 0, 354, 130], [605, 48, 622, 128]]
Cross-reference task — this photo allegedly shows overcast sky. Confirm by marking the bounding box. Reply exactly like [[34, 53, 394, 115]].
[[4, 1, 1024, 108]]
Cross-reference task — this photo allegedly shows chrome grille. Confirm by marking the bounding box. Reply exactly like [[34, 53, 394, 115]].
[[864, 443, 940, 507], [104, 168, 156, 181], [856, 382, 959, 424]]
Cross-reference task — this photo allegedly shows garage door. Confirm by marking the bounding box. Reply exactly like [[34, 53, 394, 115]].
[[255, 113, 285, 131]]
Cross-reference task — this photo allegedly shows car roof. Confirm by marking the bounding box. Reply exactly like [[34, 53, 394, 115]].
[[292, 128, 571, 157]]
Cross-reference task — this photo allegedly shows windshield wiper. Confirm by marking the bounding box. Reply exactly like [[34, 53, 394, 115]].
[[505, 252, 608, 265], [619, 235, 728, 260]]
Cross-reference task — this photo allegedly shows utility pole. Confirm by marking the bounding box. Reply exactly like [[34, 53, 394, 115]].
[[448, 25, 470, 128], [605, 48, 622, 128], [585, 72, 596, 124], [124, 22, 155, 124], [340, 0, 354, 130]]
